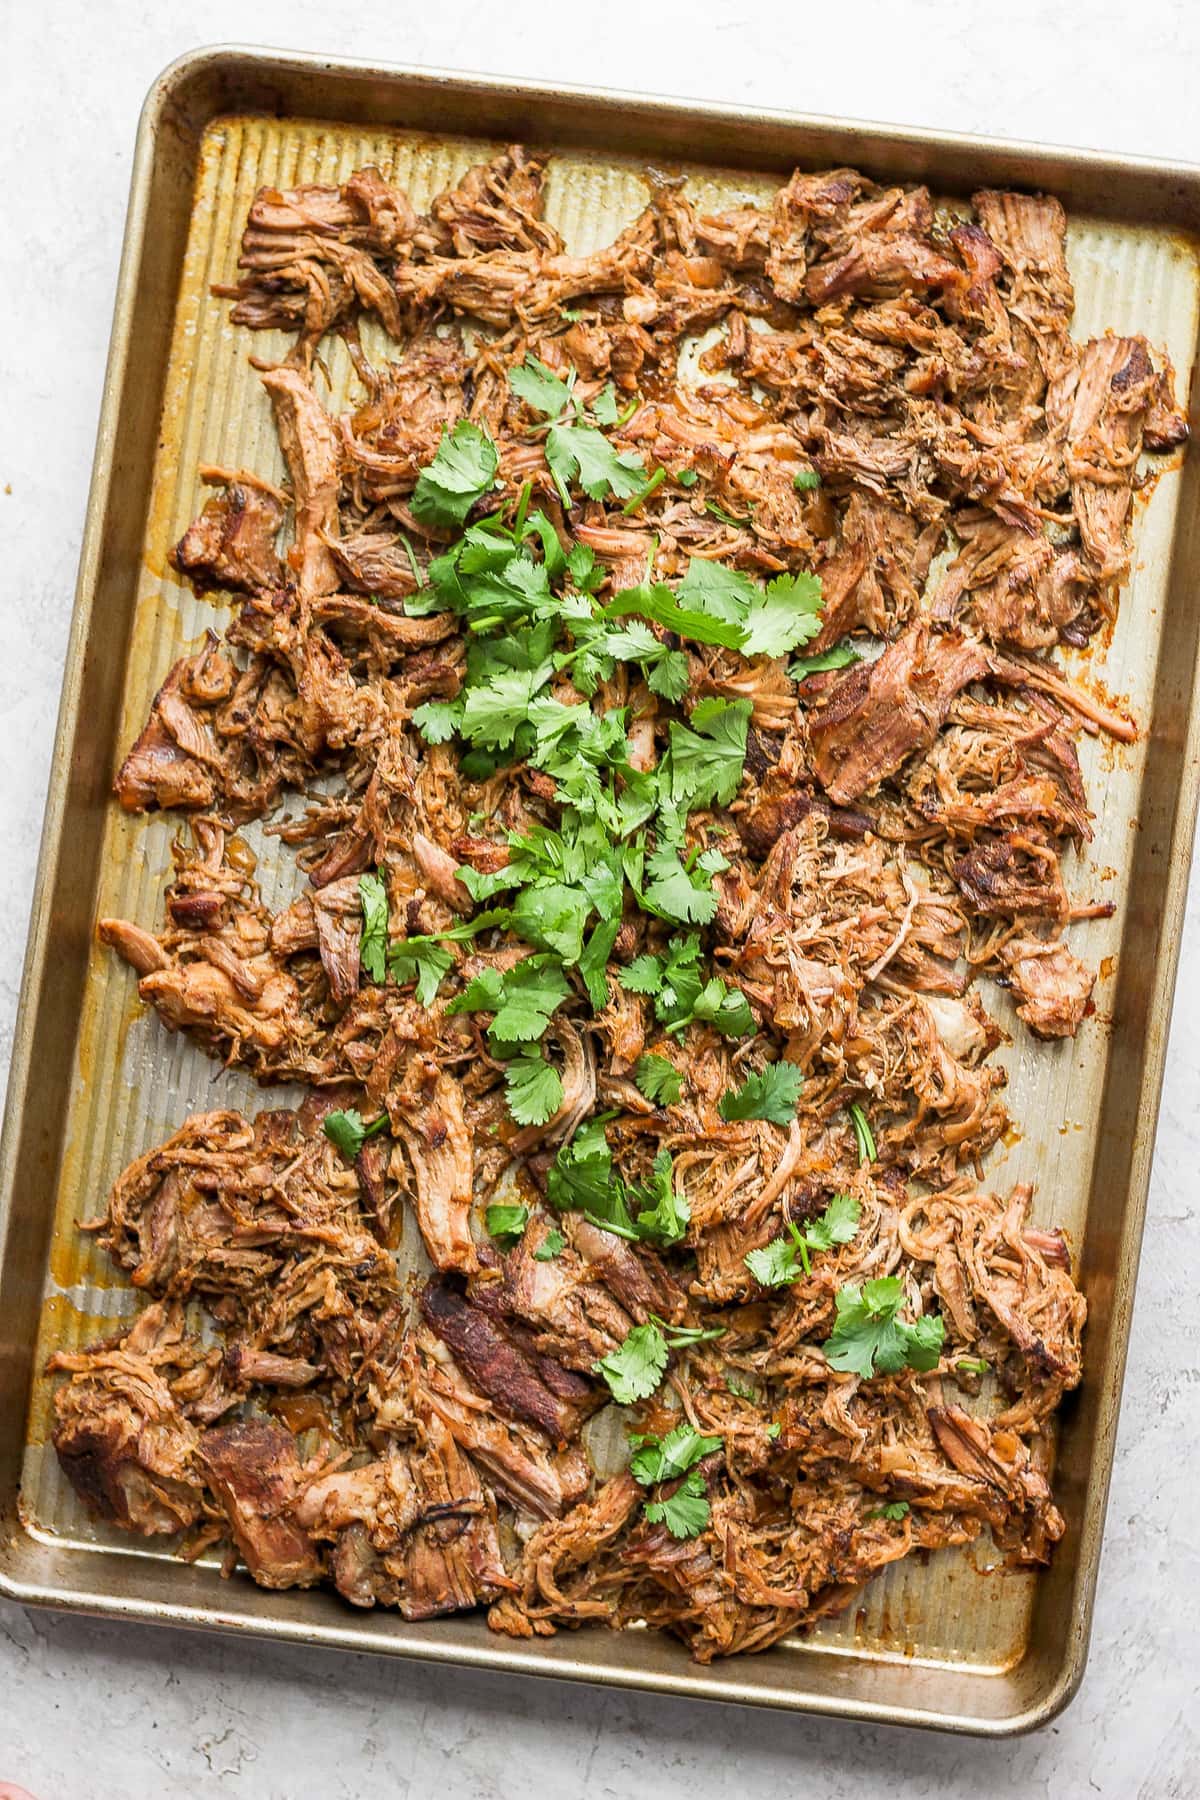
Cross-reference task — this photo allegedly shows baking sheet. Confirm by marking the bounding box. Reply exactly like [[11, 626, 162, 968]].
[[4, 50, 1200, 1732]]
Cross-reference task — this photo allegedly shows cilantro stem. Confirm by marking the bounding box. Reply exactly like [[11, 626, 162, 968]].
[[397, 532, 423, 590], [621, 467, 666, 516], [787, 1218, 812, 1276], [705, 499, 754, 529], [615, 397, 640, 428], [849, 1102, 877, 1165], [513, 480, 532, 540]]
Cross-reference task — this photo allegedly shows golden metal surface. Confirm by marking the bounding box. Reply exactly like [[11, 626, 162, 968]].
[[3, 45, 1200, 1733]]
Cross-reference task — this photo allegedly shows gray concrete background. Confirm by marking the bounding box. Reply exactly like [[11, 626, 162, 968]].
[[2, 5, 1197, 1793]]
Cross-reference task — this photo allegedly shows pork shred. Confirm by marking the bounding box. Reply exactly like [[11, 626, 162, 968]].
[[57, 144, 1187, 1661]]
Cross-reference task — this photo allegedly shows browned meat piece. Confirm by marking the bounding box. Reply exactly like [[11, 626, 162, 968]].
[[933, 512, 1090, 650], [172, 476, 286, 596], [972, 189, 1075, 405], [260, 367, 342, 597], [400, 1422, 511, 1618], [419, 1275, 599, 1444], [213, 166, 415, 352], [1000, 935, 1095, 1037], [326, 530, 420, 600], [50, 1303, 204, 1535], [484, 1216, 635, 1372], [808, 623, 990, 804], [953, 833, 1069, 920], [565, 1217, 687, 1324], [200, 1418, 324, 1588], [114, 655, 221, 811], [809, 493, 939, 649], [312, 875, 362, 1005], [1143, 360, 1190, 451], [1067, 336, 1159, 580], [394, 1071, 478, 1274], [418, 146, 562, 257]]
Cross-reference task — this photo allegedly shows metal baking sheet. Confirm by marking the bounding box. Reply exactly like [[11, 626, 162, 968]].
[[3, 46, 1200, 1734]]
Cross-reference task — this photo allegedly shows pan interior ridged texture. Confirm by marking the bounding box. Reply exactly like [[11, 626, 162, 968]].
[[21, 111, 1200, 1678]]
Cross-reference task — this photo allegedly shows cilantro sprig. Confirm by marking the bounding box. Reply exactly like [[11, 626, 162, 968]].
[[629, 1422, 723, 1541], [411, 421, 499, 530], [821, 1278, 944, 1379], [593, 1315, 725, 1405], [323, 1107, 389, 1161], [744, 1192, 861, 1288], [718, 1061, 804, 1126]]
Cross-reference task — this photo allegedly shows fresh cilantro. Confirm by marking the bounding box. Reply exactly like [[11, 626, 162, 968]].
[[868, 1501, 910, 1521], [533, 1228, 566, 1261], [954, 1356, 990, 1376], [634, 1053, 683, 1107], [822, 1278, 945, 1379], [546, 1117, 636, 1238], [510, 880, 592, 962], [644, 1469, 710, 1539], [411, 421, 499, 530], [740, 571, 824, 658], [718, 1061, 804, 1125], [593, 1319, 669, 1404], [725, 1374, 760, 1401], [577, 914, 621, 1010], [789, 641, 862, 680], [628, 1149, 689, 1247], [508, 354, 575, 420], [485, 1202, 530, 1248], [849, 1102, 877, 1165], [503, 1049, 565, 1126], [744, 1192, 861, 1288], [358, 872, 389, 983], [605, 583, 748, 652], [765, 1422, 782, 1441], [622, 933, 754, 1039], [591, 382, 621, 426], [704, 499, 753, 529], [411, 698, 464, 744], [545, 423, 646, 505], [592, 1316, 724, 1406], [642, 843, 727, 926], [666, 698, 752, 811], [677, 557, 757, 623], [323, 1107, 388, 1161], [621, 467, 666, 516], [628, 1422, 722, 1486], [620, 953, 668, 995], [793, 468, 821, 491], [387, 938, 453, 1007], [459, 660, 555, 750], [446, 954, 570, 1047], [677, 468, 699, 488]]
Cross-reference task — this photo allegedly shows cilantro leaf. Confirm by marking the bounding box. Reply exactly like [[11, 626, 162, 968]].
[[740, 570, 824, 658], [849, 1102, 877, 1165], [508, 354, 574, 420], [644, 1469, 710, 1539], [793, 468, 821, 491], [677, 558, 757, 623], [533, 1228, 565, 1261], [868, 1500, 910, 1521], [765, 1421, 781, 1441], [718, 1061, 804, 1125], [822, 1278, 945, 1379], [591, 382, 621, 426], [605, 583, 748, 651], [447, 954, 570, 1046], [744, 1192, 861, 1288], [744, 1237, 802, 1288], [411, 698, 464, 744], [510, 880, 592, 963], [620, 954, 666, 996], [629, 1422, 722, 1486], [666, 699, 751, 811], [634, 1053, 682, 1107], [628, 1149, 689, 1246], [642, 842, 723, 926], [323, 1108, 388, 1161], [503, 1049, 565, 1126], [546, 1117, 633, 1237], [594, 1319, 669, 1404], [578, 914, 621, 1011], [358, 872, 389, 983], [789, 641, 862, 680], [485, 1202, 530, 1248], [545, 423, 646, 504], [411, 421, 499, 530], [954, 1356, 990, 1376], [459, 660, 555, 750], [805, 1190, 861, 1253], [387, 938, 453, 1007]]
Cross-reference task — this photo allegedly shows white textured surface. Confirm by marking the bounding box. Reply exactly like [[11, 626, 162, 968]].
[[1, 2, 1198, 1793]]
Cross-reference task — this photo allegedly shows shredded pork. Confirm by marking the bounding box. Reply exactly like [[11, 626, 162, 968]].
[[53, 146, 1185, 1662]]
